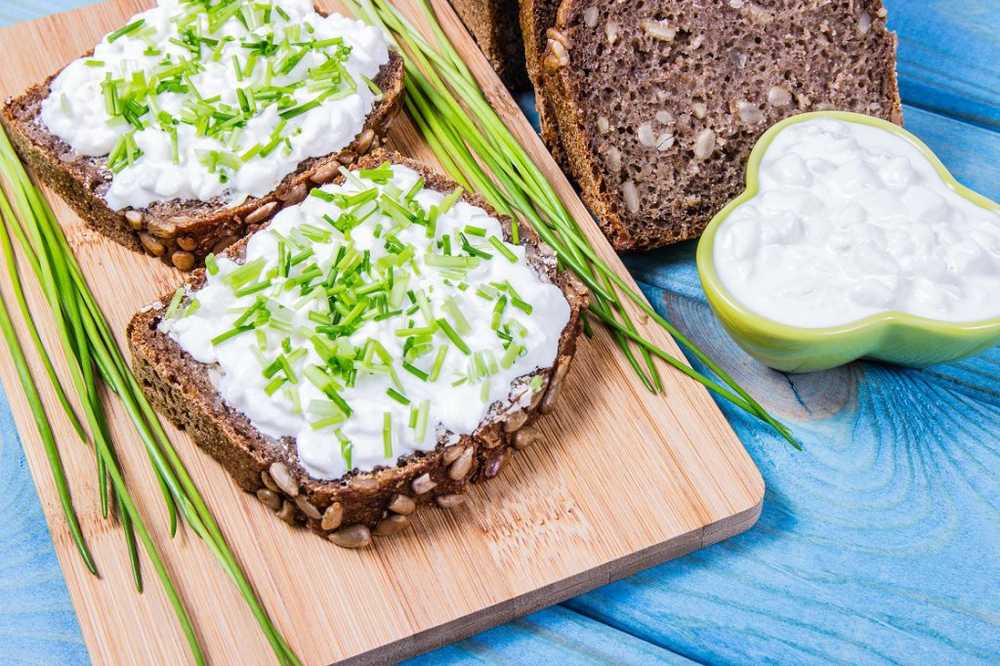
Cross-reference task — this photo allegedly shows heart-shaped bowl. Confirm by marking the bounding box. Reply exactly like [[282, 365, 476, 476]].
[[696, 111, 1000, 373]]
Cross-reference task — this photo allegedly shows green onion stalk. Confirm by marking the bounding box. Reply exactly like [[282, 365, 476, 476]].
[[344, 0, 798, 448], [0, 129, 301, 665]]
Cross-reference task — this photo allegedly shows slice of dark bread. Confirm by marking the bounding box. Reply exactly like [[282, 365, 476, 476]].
[[542, 0, 903, 251], [127, 150, 587, 548], [2, 44, 404, 272], [450, 0, 529, 89], [519, 0, 567, 167]]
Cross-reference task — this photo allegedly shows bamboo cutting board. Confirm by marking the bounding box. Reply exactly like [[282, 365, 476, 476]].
[[0, 1, 764, 663]]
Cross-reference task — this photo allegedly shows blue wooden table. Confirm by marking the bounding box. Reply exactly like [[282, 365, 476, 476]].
[[1, 1, 998, 664]]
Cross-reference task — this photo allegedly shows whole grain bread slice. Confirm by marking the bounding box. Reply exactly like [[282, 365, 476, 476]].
[[2, 47, 404, 272], [127, 150, 587, 548], [542, 0, 903, 251], [450, 0, 530, 90]]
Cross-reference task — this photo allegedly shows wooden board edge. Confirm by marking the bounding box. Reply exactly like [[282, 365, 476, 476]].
[[341, 489, 765, 665]]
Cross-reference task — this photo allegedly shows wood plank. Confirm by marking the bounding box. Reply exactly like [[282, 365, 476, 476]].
[[0, 1, 762, 663], [885, 0, 1000, 130]]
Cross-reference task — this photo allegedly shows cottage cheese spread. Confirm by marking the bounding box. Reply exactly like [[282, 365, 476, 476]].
[[40, 0, 388, 212], [159, 164, 571, 479], [714, 118, 1000, 328]]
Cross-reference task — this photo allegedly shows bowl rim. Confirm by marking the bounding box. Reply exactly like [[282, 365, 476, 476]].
[[696, 110, 1000, 343]]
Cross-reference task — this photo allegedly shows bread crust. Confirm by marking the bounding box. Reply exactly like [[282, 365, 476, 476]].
[[1, 47, 405, 271], [518, 0, 566, 167], [451, 0, 530, 90], [543, 0, 904, 251], [127, 150, 588, 547]]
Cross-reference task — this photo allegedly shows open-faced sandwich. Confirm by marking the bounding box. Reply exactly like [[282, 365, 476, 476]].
[[128, 151, 587, 547], [2, 0, 404, 270]]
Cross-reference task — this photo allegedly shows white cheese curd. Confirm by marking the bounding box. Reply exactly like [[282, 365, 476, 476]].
[[160, 164, 571, 479], [39, 0, 388, 211], [714, 118, 1000, 328]]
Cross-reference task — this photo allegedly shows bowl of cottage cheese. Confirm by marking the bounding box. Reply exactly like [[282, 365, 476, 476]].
[[697, 111, 1000, 372]]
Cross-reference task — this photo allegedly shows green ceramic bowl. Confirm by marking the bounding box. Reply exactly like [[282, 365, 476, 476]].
[[696, 111, 1000, 373]]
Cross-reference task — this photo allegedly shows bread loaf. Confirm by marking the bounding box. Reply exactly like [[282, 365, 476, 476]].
[[541, 0, 903, 250]]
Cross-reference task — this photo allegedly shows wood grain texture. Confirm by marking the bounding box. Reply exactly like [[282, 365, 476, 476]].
[[884, 0, 1000, 130], [0, 1, 761, 664], [2, 2, 998, 665]]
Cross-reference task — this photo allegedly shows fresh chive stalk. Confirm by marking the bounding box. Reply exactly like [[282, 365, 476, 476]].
[[344, 0, 798, 448], [0, 212, 96, 574], [0, 127, 303, 665]]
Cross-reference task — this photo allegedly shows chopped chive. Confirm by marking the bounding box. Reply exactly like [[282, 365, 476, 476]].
[[439, 187, 463, 215], [501, 343, 524, 369], [402, 361, 428, 381], [404, 176, 424, 202], [362, 75, 382, 96], [424, 253, 478, 269], [222, 257, 266, 290], [338, 430, 353, 469], [360, 162, 393, 184], [211, 324, 254, 346], [278, 97, 322, 120], [395, 324, 436, 337], [164, 287, 185, 319], [428, 346, 448, 381], [277, 354, 298, 383], [491, 296, 507, 330], [414, 399, 430, 441], [435, 318, 470, 355], [235, 279, 272, 297], [382, 412, 393, 458], [463, 225, 486, 237], [476, 285, 499, 300], [107, 18, 145, 43], [386, 387, 410, 405], [510, 296, 533, 315], [489, 236, 517, 262], [311, 414, 346, 430], [264, 376, 286, 396], [443, 296, 471, 335]]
